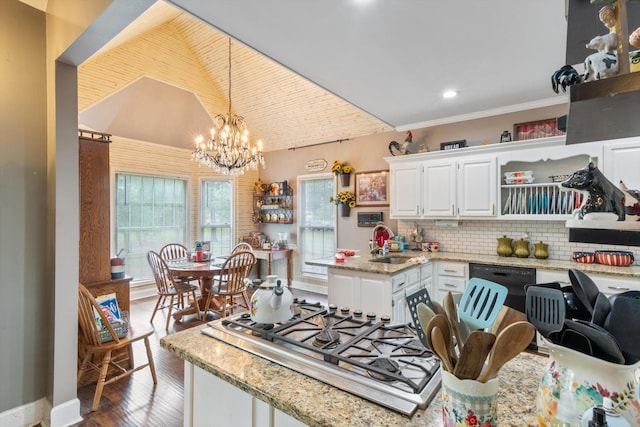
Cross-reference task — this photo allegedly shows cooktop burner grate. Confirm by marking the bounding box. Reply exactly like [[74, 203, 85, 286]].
[[204, 303, 441, 416]]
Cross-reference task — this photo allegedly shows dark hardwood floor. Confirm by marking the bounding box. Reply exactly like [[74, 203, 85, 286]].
[[74, 287, 326, 426]]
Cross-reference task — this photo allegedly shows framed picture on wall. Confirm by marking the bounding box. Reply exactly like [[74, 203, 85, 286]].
[[513, 118, 565, 141], [355, 170, 389, 207]]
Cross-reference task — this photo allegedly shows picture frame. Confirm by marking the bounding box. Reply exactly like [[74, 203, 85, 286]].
[[513, 118, 565, 141], [355, 170, 389, 207]]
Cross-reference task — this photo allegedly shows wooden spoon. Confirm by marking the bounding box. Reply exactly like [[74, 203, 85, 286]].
[[417, 303, 436, 350], [477, 321, 535, 383], [453, 331, 496, 380], [444, 291, 464, 350], [430, 326, 454, 373], [426, 314, 457, 366], [491, 305, 527, 336], [431, 301, 447, 317]]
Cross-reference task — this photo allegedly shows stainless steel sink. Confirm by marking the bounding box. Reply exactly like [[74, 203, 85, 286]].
[[368, 257, 410, 264]]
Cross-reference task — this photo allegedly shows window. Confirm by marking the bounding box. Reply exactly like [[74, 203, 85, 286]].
[[201, 179, 233, 256], [298, 174, 335, 276], [115, 174, 187, 281]]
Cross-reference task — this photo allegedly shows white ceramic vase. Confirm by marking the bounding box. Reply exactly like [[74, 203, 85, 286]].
[[537, 339, 640, 426]]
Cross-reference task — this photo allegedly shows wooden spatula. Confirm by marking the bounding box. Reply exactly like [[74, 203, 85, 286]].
[[491, 305, 526, 336], [477, 321, 535, 383], [453, 331, 496, 380], [444, 291, 465, 350], [417, 303, 436, 350]]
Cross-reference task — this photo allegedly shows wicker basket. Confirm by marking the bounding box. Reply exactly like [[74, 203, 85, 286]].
[[99, 311, 129, 343]]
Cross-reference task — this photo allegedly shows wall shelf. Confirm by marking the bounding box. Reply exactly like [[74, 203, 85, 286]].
[[253, 188, 293, 224]]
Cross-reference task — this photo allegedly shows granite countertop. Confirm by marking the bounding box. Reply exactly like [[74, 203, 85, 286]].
[[161, 325, 548, 427], [307, 251, 640, 279]]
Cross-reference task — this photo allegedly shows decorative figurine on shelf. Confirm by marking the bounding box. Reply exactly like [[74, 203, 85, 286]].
[[500, 130, 512, 143], [560, 162, 626, 221], [583, 4, 622, 82], [388, 130, 413, 156], [631, 27, 640, 48], [551, 65, 582, 93]]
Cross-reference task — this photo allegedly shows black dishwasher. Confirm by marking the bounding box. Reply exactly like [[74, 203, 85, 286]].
[[468, 263, 536, 315]]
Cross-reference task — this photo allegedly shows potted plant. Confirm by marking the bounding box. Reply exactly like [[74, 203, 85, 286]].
[[331, 160, 354, 187], [330, 190, 356, 217]]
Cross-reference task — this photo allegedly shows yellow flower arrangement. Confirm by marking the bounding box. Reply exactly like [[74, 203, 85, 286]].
[[253, 179, 269, 193], [330, 190, 356, 207], [331, 159, 354, 175]]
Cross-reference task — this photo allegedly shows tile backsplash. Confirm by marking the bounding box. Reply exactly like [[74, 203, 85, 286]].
[[397, 219, 639, 265]]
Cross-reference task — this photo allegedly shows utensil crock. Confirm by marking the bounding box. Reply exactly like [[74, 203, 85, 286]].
[[536, 339, 640, 426]]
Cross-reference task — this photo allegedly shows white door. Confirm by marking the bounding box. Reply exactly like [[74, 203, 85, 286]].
[[603, 138, 640, 190], [423, 160, 456, 217], [390, 162, 422, 217], [457, 156, 497, 217]]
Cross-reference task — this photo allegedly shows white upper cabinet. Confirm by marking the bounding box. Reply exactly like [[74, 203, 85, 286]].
[[602, 136, 640, 190], [422, 157, 496, 218], [423, 160, 457, 217], [385, 135, 638, 221], [389, 160, 423, 217], [456, 157, 497, 217]]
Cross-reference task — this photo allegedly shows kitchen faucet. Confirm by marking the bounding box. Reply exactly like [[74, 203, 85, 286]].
[[370, 222, 395, 255]]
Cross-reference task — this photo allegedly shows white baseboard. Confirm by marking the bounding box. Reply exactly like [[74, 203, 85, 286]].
[[49, 397, 82, 427], [0, 397, 55, 427], [290, 280, 327, 296], [130, 283, 157, 300]]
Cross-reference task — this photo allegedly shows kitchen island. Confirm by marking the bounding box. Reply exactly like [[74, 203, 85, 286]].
[[161, 324, 547, 426]]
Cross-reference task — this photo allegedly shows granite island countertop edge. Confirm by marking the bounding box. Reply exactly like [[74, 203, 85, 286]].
[[160, 325, 547, 427]]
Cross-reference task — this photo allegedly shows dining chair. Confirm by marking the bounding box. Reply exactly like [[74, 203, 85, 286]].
[[77, 282, 157, 411], [231, 242, 254, 254], [159, 243, 190, 262], [159, 242, 200, 296], [147, 250, 201, 329], [204, 251, 256, 318]]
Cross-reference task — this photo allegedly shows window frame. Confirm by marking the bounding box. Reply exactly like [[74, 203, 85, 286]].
[[297, 173, 336, 278], [113, 172, 189, 284], [199, 178, 234, 257]]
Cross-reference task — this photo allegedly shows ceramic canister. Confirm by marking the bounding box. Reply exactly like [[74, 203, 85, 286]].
[[441, 370, 499, 426], [536, 339, 640, 426]]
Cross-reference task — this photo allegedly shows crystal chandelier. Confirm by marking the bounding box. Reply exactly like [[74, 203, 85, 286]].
[[192, 38, 265, 175]]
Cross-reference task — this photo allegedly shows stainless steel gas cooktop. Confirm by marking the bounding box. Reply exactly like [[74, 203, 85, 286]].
[[201, 301, 441, 416]]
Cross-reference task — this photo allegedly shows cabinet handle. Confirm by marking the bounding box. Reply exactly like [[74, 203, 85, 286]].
[[607, 286, 631, 291], [416, 205, 419, 215], [443, 269, 457, 273], [451, 204, 455, 215], [492, 203, 495, 215], [443, 283, 457, 287]]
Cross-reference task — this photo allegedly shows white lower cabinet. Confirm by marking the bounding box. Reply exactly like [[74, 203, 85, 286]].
[[435, 261, 468, 303], [189, 364, 307, 427], [328, 263, 433, 324]]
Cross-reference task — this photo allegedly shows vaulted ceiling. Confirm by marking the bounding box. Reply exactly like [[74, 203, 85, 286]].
[[77, 1, 569, 152]]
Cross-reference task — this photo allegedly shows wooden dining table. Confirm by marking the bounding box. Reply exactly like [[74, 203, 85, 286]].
[[166, 259, 226, 320]]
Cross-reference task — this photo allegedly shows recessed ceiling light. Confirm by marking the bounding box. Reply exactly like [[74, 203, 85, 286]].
[[442, 90, 458, 99]]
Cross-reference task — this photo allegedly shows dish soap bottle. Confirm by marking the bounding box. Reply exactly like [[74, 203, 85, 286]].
[[550, 389, 579, 427], [382, 240, 389, 255]]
